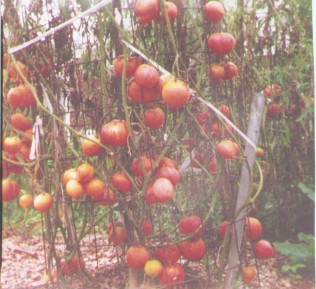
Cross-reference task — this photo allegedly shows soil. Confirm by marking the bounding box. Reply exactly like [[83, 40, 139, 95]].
[[1, 226, 314, 289]]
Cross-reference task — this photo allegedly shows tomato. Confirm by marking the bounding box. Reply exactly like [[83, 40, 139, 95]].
[[162, 2, 178, 24], [221, 61, 238, 79], [135, 0, 159, 20], [218, 220, 231, 238], [159, 263, 185, 286], [2, 178, 20, 202], [158, 157, 179, 170], [100, 119, 129, 147], [208, 32, 236, 55], [6, 85, 36, 108], [8, 61, 32, 83], [263, 84, 281, 98], [245, 217, 263, 240], [144, 259, 163, 278], [10, 112, 32, 131], [36, 59, 53, 78], [242, 266, 256, 284], [131, 156, 156, 176], [162, 79, 190, 109], [217, 140, 240, 159], [204, 1, 225, 23], [126, 245, 151, 269], [267, 102, 283, 118], [3, 136, 23, 155], [22, 129, 33, 146], [155, 244, 181, 265], [143, 107, 166, 129], [134, 64, 159, 89], [179, 238, 206, 261], [158, 74, 174, 92], [153, 178, 174, 203], [145, 183, 158, 204], [93, 186, 117, 206], [254, 240, 275, 259], [6, 154, 24, 175], [157, 166, 180, 186], [113, 55, 141, 77], [19, 193, 33, 209], [77, 163, 95, 184], [112, 171, 133, 193], [207, 63, 225, 81], [62, 168, 78, 187], [128, 80, 160, 104], [218, 104, 231, 118], [256, 147, 265, 158], [66, 179, 85, 199], [19, 143, 31, 162], [195, 110, 211, 126], [142, 220, 154, 235], [83, 178, 105, 199], [138, 14, 154, 24], [81, 135, 103, 156], [108, 224, 127, 245], [211, 121, 233, 138], [179, 215, 204, 238], [33, 193, 53, 213]]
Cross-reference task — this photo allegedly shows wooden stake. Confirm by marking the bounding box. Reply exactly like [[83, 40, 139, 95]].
[[223, 93, 265, 289]]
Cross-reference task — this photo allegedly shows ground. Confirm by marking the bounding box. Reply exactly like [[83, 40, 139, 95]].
[[1, 226, 314, 289]]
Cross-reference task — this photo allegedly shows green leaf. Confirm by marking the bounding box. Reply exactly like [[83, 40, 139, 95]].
[[298, 182, 315, 201], [273, 241, 313, 260]]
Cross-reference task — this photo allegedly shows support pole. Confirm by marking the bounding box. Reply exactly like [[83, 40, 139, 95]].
[[224, 93, 265, 289]]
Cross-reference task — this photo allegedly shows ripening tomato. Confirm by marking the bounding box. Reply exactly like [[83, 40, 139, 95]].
[[77, 163, 95, 184], [254, 240, 275, 259], [204, 1, 225, 23], [112, 171, 133, 193], [6, 85, 36, 108], [158, 74, 175, 92], [100, 119, 129, 147], [217, 140, 240, 159], [179, 238, 206, 261], [81, 135, 103, 156], [155, 244, 181, 265], [2, 178, 20, 202], [3, 136, 23, 155], [93, 187, 117, 206], [134, 64, 159, 89], [159, 263, 185, 286], [162, 79, 190, 109], [113, 55, 142, 77], [157, 166, 180, 186], [153, 178, 174, 203], [144, 259, 163, 278], [242, 266, 256, 284], [126, 245, 151, 269], [221, 61, 238, 79], [10, 112, 33, 131], [62, 168, 78, 187], [218, 104, 231, 118], [245, 217, 263, 240], [256, 147, 265, 158], [143, 107, 166, 129], [66, 179, 84, 199], [19, 143, 31, 162], [131, 156, 156, 177], [158, 157, 179, 170], [33, 193, 53, 213], [207, 63, 225, 81], [19, 193, 34, 209], [263, 84, 281, 98], [83, 178, 105, 199], [208, 32, 236, 55]]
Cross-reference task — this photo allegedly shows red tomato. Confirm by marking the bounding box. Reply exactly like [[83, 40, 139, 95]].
[[135, 0, 159, 20], [113, 55, 141, 77], [131, 156, 156, 177], [143, 107, 166, 129], [128, 80, 160, 104], [179, 238, 206, 261], [159, 263, 185, 286], [93, 187, 117, 206], [254, 240, 275, 259], [21, 129, 33, 146], [142, 220, 154, 235], [134, 64, 159, 89], [267, 102, 283, 118], [3, 136, 23, 155], [162, 2, 178, 24], [208, 33, 236, 55], [245, 217, 263, 240], [179, 215, 204, 238], [222, 61, 238, 79], [10, 112, 33, 131], [207, 63, 225, 81], [217, 140, 240, 159], [157, 166, 180, 186], [6, 85, 36, 108], [158, 157, 179, 170], [100, 119, 129, 147], [218, 220, 231, 238], [112, 171, 133, 193], [204, 1, 225, 23], [263, 84, 281, 98], [145, 183, 157, 204], [126, 245, 151, 269], [155, 244, 181, 265]]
